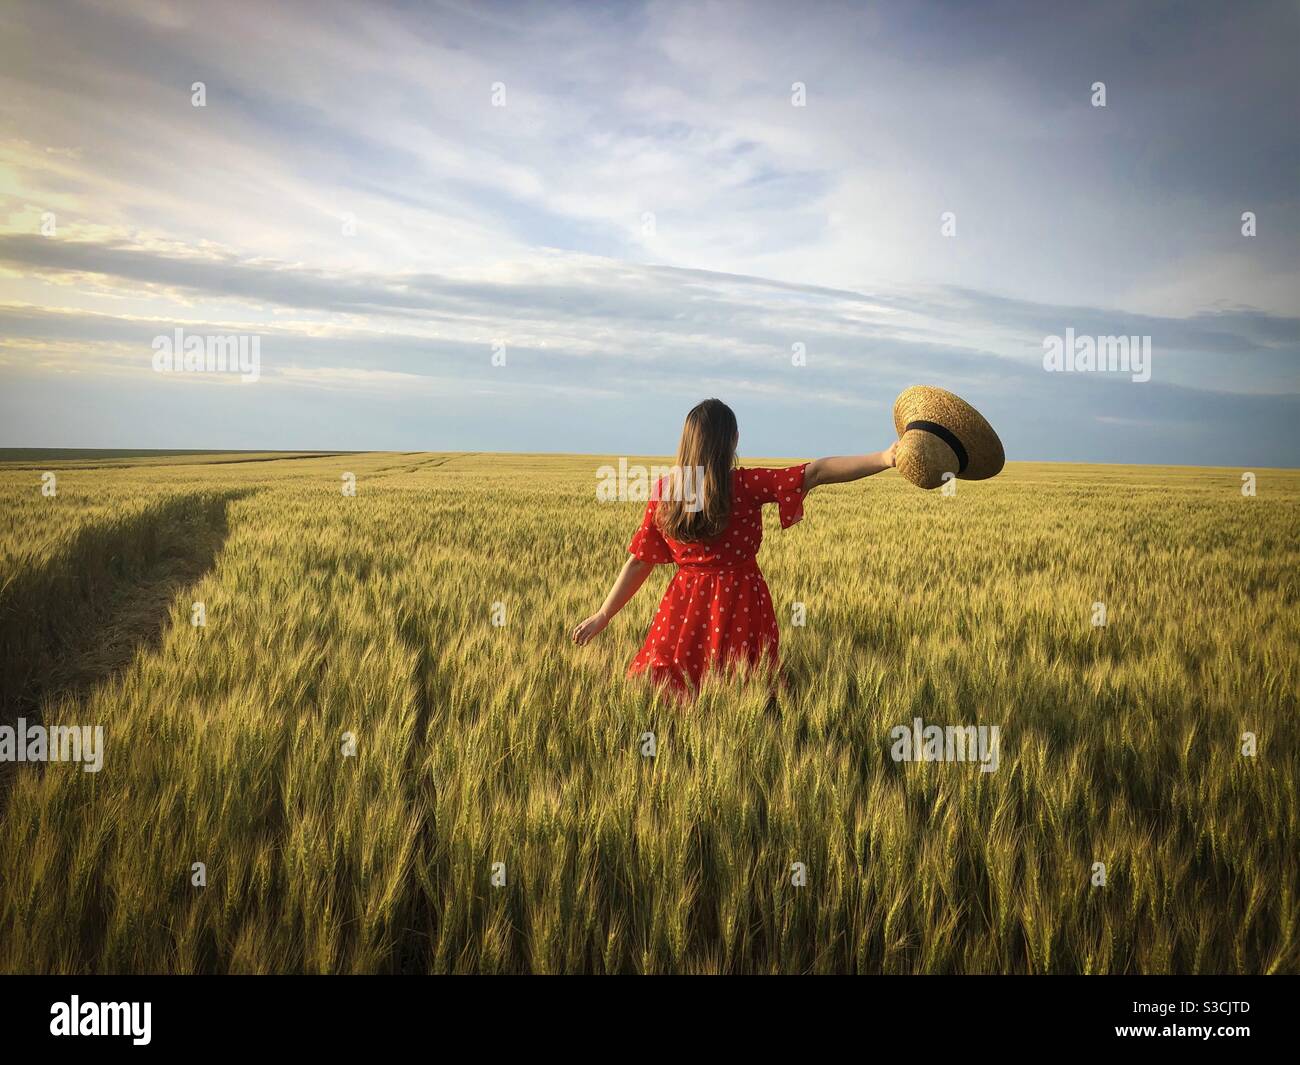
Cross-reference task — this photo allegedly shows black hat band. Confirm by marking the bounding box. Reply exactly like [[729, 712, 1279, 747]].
[[904, 420, 968, 474]]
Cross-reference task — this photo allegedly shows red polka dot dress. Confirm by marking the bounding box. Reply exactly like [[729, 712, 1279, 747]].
[[626, 464, 809, 698]]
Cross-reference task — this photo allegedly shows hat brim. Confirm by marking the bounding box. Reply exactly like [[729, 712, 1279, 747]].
[[892, 385, 1004, 481]]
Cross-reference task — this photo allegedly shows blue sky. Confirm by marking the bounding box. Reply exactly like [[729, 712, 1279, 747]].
[[0, 0, 1296, 464]]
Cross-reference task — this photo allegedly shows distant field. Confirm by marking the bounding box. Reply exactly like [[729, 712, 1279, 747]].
[[0, 452, 1296, 973], [0, 449, 353, 469]]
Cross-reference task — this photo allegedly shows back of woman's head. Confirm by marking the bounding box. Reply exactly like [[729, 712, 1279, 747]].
[[656, 398, 737, 542]]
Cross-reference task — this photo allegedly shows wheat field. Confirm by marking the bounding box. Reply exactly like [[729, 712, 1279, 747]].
[[0, 451, 1296, 974]]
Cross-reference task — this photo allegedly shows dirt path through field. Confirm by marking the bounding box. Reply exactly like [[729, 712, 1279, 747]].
[[0, 491, 245, 810]]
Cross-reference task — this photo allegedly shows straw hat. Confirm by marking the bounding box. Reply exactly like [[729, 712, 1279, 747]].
[[892, 385, 1005, 490]]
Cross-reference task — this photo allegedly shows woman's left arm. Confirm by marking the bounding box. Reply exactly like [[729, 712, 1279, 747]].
[[572, 556, 658, 645], [802, 442, 898, 492]]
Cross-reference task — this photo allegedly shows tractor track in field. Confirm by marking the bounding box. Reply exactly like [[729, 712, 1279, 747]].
[[393, 607, 451, 974], [369, 452, 481, 477], [0, 490, 248, 813]]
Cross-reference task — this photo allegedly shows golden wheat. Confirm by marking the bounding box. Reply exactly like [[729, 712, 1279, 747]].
[[0, 452, 1296, 973]]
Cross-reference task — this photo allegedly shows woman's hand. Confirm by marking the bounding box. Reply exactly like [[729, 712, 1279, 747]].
[[883, 440, 899, 468], [571, 557, 656, 646], [572, 611, 609, 646]]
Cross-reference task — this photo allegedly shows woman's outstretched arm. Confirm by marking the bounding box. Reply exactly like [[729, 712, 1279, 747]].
[[572, 556, 658, 645], [802, 442, 898, 492]]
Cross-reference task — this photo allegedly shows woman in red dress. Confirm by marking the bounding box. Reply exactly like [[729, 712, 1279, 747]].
[[572, 399, 898, 699]]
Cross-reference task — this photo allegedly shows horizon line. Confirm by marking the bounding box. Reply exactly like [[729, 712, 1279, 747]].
[[1, 447, 1296, 474]]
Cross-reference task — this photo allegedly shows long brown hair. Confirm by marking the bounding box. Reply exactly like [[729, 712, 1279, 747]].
[[655, 398, 737, 542]]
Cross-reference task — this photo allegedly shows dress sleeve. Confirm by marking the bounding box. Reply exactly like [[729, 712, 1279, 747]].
[[741, 463, 809, 528], [627, 497, 673, 563]]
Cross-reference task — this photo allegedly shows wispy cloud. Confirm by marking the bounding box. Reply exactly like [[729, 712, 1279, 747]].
[[0, 0, 1296, 463]]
